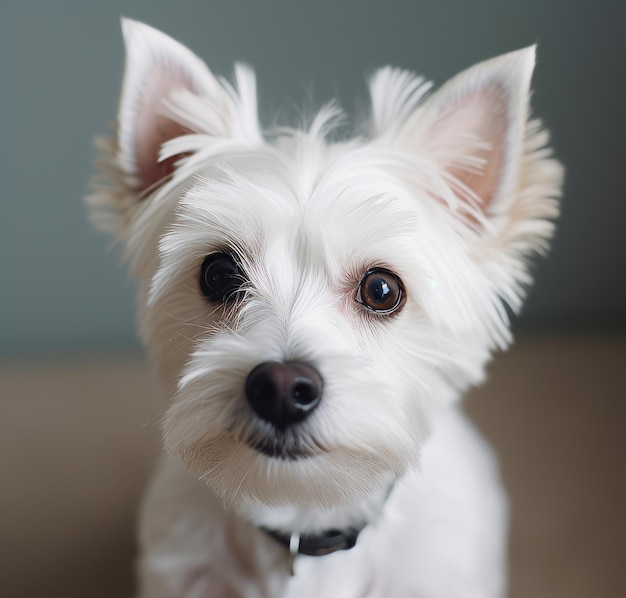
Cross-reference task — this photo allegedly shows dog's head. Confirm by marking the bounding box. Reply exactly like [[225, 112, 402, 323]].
[[88, 20, 562, 510]]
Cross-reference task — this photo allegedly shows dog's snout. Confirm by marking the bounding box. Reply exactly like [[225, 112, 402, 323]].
[[245, 361, 322, 429]]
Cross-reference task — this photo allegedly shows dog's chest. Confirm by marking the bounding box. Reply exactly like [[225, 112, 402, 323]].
[[140, 409, 507, 597]]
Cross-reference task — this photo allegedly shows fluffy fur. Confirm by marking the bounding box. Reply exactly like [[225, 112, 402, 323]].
[[88, 19, 562, 597]]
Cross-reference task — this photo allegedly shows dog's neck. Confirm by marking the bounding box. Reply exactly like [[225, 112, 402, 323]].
[[238, 474, 396, 538]]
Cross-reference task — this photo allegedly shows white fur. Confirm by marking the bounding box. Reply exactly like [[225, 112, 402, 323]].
[[87, 19, 563, 597]]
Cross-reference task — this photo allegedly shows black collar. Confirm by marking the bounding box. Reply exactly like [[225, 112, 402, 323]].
[[261, 482, 395, 559], [262, 524, 365, 557]]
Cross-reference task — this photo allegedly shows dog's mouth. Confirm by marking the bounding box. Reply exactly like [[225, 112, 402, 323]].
[[240, 428, 321, 461], [249, 436, 311, 460]]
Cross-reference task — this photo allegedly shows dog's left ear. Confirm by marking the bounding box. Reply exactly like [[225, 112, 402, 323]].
[[370, 47, 562, 242]]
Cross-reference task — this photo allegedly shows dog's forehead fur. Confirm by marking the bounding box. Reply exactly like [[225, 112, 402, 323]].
[[172, 140, 423, 269]]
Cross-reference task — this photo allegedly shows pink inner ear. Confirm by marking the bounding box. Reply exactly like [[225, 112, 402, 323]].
[[135, 67, 192, 193], [429, 85, 508, 215]]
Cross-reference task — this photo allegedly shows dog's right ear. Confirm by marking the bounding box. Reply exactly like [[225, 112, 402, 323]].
[[88, 19, 260, 237], [117, 18, 260, 194]]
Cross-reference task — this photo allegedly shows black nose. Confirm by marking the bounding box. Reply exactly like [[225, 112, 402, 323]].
[[245, 361, 323, 429]]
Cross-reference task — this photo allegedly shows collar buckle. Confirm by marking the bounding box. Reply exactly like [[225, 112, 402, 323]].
[[264, 525, 363, 559]]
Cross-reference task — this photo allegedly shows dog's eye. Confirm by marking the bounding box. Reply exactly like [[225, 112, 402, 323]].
[[356, 268, 404, 314], [200, 252, 245, 303]]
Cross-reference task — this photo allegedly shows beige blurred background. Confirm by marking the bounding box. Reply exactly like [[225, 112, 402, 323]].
[[2, 337, 624, 597], [1, 1, 625, 597]]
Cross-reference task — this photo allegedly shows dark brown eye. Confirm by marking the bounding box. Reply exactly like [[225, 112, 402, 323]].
[[200, 252, 245, 303], [356, 268, 404, 314]]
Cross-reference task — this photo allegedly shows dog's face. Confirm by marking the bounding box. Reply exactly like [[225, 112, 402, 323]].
[[89, 20, 562, 510]]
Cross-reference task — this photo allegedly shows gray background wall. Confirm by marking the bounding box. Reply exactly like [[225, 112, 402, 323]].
[[1, 0, 624, 355]]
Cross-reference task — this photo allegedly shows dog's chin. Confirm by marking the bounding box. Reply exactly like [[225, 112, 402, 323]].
[[175, 432, 403, 510]]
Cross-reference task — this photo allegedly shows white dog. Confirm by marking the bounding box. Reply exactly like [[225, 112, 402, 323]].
[[88, 19, 562, 597]]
